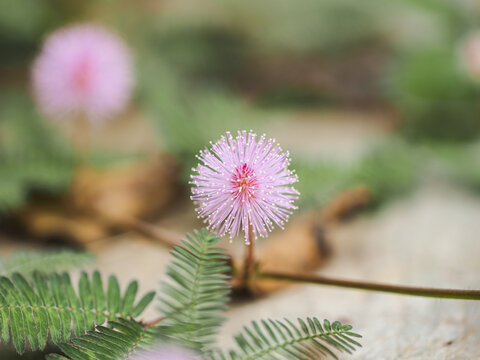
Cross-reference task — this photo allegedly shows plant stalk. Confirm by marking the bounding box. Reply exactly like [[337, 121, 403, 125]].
[[72, 113, 90, 164], [241, 225, 256, 286], [71, 114, 90, 206], [257, 271, 480, 300]]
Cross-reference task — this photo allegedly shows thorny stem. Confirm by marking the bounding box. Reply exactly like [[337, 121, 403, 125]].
[[241, 225, 256, 287], [257, 271, 480, 300]]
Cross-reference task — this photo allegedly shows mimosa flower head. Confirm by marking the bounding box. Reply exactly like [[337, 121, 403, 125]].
[[32, 23, 134, 123], [461, 30, 480, 80], [191, 130, 299, 244]]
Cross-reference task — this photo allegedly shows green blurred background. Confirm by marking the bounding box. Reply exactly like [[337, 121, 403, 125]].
[[1, 0, 480, 217]]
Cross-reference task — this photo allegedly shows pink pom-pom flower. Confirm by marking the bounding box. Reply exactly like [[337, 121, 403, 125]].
[[32, 23, 134, 123], [132, 346, 199, 360], [190, 130, 299, 244], [461, 30, 480, 81]]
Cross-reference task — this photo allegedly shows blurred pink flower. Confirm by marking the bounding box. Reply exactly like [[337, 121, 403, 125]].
[[32, 23, 133, 123], [191, 130, 299, 244], [461, 30, 480, 80], [133, 346, 199, 360]]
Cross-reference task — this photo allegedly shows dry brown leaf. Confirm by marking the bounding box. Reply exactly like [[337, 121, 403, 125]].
[[9, 155, 181, 247], [72, 154, 181, 222]]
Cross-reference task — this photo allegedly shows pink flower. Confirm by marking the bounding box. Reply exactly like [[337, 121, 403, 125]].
[[461, 30, 480, 80], [191, 130, 299, 244], [32, 23, 133, 123], [133, 346, 199, 360]]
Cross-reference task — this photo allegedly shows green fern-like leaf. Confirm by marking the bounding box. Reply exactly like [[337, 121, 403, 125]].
[[224, 317, 362, 360], [158, 228, 231, 352], [0, 271, 155, 354], [0, 250, 95, 277], [45, 318, 157, 360]]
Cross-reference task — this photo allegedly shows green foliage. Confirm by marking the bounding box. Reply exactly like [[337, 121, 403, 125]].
[[351, 141, 420, 207], [295, 140, 419, 209], [0, 90, 141, 214], [152, 24, 248, 84], [138, 57, 264, 180], [396, 0, 475, 43], [157, 228, 231, 352], [0, 229, 361, 359], [388, 47, 480, 142], [45, 319, 157, 360], [155, 229, 361, 359], [158, 0, 388, 56], [294, 160, 350, 208], [0, 250, 95, 277], [429, 142, 480, 191], [0, 0, 87, 57], [220, 318, 361, 360], [0, 271, 155, 354], [384, 1, 480, 143], [0, 91, 74, 213]]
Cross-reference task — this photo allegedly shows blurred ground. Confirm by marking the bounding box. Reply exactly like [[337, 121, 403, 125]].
[[1, 112, 479, 359], [220, 183, 480, 359]]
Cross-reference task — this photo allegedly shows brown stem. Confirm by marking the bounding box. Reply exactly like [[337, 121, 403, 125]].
[[71, 114, 90, 209], [71, 113, 91, 167], [104, 214, 180, 249], [142, 316, 165, 328], [72, 113, 90, 164], [257, 271, 480, 300], [241, 226, 256, 286]]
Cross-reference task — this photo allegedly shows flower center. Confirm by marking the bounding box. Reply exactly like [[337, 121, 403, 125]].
[[72, 55, 92, 95], [231, 163, 258, 202]]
